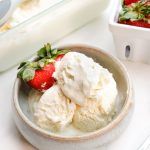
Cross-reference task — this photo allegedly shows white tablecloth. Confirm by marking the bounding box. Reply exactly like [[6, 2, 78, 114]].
[[1, 1, 150, 149]]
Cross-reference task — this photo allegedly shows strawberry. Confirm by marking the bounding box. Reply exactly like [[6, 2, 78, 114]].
[[124, 0, 139, 5], [119, 1, 150, 28], [17, 43, 69, 91], [27, 63, 55, 91], [55, 54, 65, 61], [120, 20, 150, 28]]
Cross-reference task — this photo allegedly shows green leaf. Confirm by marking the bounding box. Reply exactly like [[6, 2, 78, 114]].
[[138, 13, 145, 20], [120, 11, 139, 21], [30, 62, 40, 69], [119, 1, 150, 22], [57, 49, 70, 55], [18, 61, 28, 69], [38, 60, 45, 68], [47, 59, 55, 63], [37, 47, 47, 58], [22, 68, 35, 82], [45, 43, 51, 57], [51, 49, 58, 55], [17, 68, 24, 78]]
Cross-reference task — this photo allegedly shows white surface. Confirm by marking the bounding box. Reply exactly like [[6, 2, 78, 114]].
[[0, 0, 150, 150]]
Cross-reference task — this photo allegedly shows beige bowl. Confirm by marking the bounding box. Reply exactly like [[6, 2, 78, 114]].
[[12, 45, 133, 150]]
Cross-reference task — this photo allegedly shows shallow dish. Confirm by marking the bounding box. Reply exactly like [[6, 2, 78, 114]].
[[12, 45, 133, 150]]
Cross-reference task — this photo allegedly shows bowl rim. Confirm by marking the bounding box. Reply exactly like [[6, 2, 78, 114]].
[[13, 44, 132, 142]]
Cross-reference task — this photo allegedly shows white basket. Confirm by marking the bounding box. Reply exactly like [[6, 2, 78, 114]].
[[109, 0, 150, 64]]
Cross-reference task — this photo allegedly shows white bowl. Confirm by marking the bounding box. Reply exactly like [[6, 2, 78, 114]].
[[109, 0, 150, 64], [12, 45, 133, 150]]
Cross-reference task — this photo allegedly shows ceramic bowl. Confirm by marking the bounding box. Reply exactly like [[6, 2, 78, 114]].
[[12, 45, 133, 150]]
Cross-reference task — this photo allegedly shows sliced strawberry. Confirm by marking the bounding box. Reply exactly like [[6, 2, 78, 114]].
[[27, 63, 55, 91], [120, 20, 150, 28], [124, 0, 139, 5]]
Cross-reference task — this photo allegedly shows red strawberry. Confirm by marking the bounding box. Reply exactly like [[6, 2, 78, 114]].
[[55, 54, 65, 61], [28, 53, 65, 91], [119, 1, 150, 28], [27, 63, 55, 91], [120, 20, 150, 28], [17, 43, 69, 91], [124, 0, 139, 5]]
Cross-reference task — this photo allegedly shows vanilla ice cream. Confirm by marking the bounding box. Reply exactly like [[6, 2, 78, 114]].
[[34, 85, 76, 132], [73, 100, 113, 132], [53, 52, 117, 132], [0, 0, 62, 32], [33, 52, 118, 133], [54, 52, 117, 114]]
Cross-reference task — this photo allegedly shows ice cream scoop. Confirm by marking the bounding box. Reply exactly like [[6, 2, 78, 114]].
[[34, 85, 76, 132], [73, 100, 113, 132], [54, 52, 117, 114]]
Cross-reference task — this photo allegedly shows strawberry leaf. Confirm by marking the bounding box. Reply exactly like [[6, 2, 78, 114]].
[[47, 59, 55, 63], [119, 1, 150, 22], [18, 61, 29, 69], [37, 43, 69, 59], [51, 49, 58, 55], [17, 68, 25, 78], [38, 60, 45, 68], [45, 43, 51, 57], [22, 68, 35, 82], [120, 11, 139, 21], [30, 62, 41, 69], [38, 47, 47, 58], [57, 49, 70, 55], [37, 43, 52, 58]]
